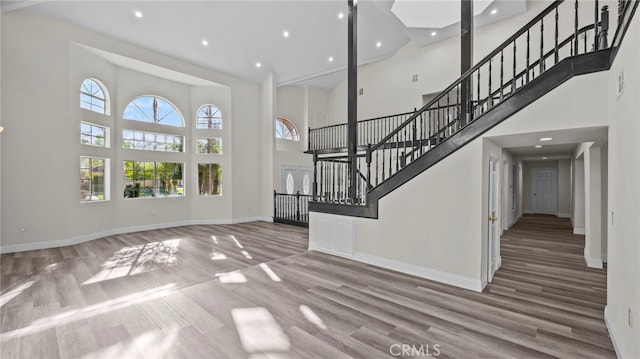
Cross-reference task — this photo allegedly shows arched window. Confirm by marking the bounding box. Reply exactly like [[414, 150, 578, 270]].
[[124, 96, 184, 127], [196, 104, 223, 129], [275, 118, 299, 141], [80, 78, 109, 114]]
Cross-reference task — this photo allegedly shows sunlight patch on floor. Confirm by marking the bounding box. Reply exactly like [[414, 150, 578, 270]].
[[231, 307, 291, 354], [299, 305, 327, 330], [0, 284, 177, 341], [210, 251, 227, 260], [230, 235, 244, 249], [259, 263, 281, 282], [216, 270, 247, 284], [83, 239, 180, 285], [0, 280, 36, 308]]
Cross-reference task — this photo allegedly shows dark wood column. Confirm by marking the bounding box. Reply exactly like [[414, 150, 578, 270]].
[[460, 0, 473, 127], [347, 0, 358, 203]]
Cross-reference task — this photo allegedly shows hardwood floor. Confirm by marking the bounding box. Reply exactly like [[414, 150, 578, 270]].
[[1, 216, 614, 358]]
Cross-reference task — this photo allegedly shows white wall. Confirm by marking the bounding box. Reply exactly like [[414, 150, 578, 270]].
[[273, 85, 325, 190], [260, 73, 276, 218], [573, 154, 586, 234], [558, 159, 572, 218], [605, 7, 640, 358], [1, 9, 269, 252]]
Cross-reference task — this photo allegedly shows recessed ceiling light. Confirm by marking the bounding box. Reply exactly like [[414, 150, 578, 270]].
[[535, 145, 542, 148], [283, 31, 289, 38], [431, 31, 437, 37], [539, 137, 553, 141], [491, 9, 498, 15], [542, 157, 548, 160], [338, 12, 344, 19], [201, 39, 208, 46], [328, 56, 334, 62], [376, 41, 382, 48], [134, 10, 143, 18], [256, 62, 262, 68]]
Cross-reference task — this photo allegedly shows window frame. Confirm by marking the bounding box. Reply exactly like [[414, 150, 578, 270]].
[[275, 118, 300, 141], [81, 121, 110, 148], [123, 160, 185, 199], [123, 95, 185, 127], [80, 78, 110, 115], [196, 104, 223, 130], [198, 163, 222, 196], [196, 137, 222, 154], [122, 129, 185, 153], [80, 156, 110, 203]]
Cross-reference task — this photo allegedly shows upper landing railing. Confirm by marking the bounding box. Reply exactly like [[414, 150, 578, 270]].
[[309, 0, 616, 154], [309, 0, 638, 209]]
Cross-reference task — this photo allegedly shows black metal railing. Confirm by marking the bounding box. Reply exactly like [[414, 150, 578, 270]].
[[313, 154, 369, 204], [307, 0, 638, 208], [308, 111, 416, 152], [274, 191, 312, 226]]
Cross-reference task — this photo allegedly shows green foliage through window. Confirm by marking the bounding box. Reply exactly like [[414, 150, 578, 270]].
[[81, 157, 106, 201], [197, 138, 222, 154], [124, 161, 184, 198], [198, 163, 222, 196]]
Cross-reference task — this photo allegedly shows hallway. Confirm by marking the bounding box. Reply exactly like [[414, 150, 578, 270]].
[[489, 214, 614, 357]]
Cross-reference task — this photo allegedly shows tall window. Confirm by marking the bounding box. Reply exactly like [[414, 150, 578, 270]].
[[197, 138, 222, 154], [123, 130, 184, 152], [80, 79, 109, 114], [124, 161, 184, 198], [81, 122, 108, 147], [124, 96, 184, 127], [196, 105, 223, 129], [81, 157, 108, 201], [198, 163, 222, 195], [275, 118, 299, 141]]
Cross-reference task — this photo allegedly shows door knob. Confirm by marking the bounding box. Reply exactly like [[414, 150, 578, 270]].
[[489, 216, 498, 222]]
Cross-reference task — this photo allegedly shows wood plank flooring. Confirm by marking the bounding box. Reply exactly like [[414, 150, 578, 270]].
[[1, 216, 614, 358]]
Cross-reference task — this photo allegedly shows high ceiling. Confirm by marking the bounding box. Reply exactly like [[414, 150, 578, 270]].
[[2, 0, 527, 89]]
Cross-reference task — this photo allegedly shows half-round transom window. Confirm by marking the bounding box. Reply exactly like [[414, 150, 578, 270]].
[[197, 104, 223, 129], [275, 118, 299, 141], [123, 96, 184, 127], [80, 78, 109, 114]]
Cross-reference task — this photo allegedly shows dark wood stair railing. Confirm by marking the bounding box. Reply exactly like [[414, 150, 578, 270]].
[[308, 0, 639, 218]]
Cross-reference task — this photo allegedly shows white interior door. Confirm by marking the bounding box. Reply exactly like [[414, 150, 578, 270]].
[[531, 168, 558, 214], [488, 157, 499, 283]]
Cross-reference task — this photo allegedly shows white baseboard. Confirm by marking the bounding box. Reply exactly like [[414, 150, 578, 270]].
[[574, 227, 586, 235], [584, 248, 604, 268], [557, 213, 571, 219], [0, 217, 274, 254], [352, 252, 483, 292], [524, 209, 534, 214], [605, 306, 630, 359], [308, 244, 354, 260]]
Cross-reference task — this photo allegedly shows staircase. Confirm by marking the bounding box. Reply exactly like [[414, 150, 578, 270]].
[[308, 0, 638, 218]]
